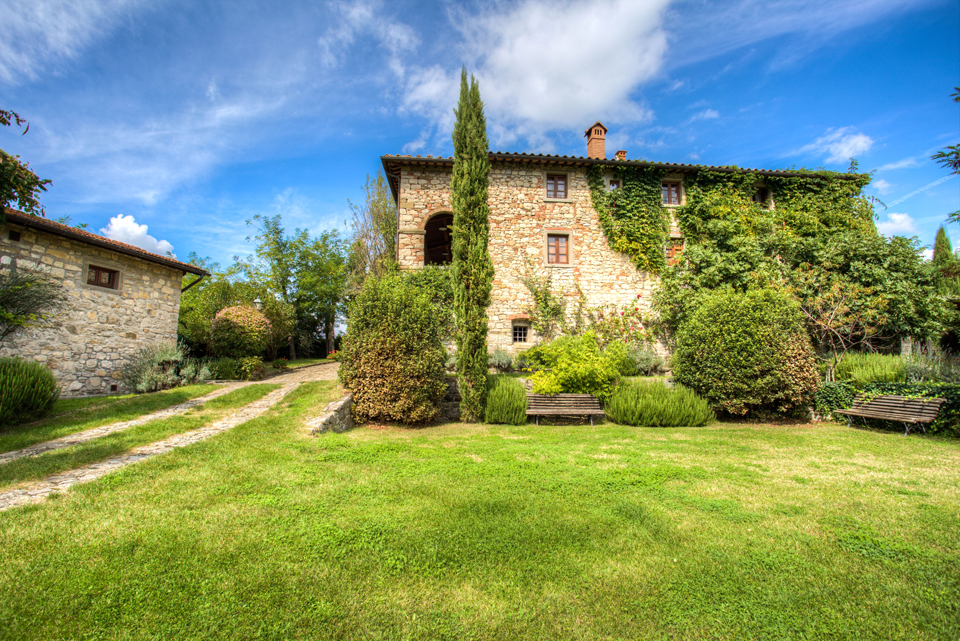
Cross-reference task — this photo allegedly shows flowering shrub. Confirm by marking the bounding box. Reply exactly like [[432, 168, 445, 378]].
[[529, 331, 623, 401], [272, 357, 288, 369], [238, 356, 264, 380], [587, 295, 657, 348], [210, 305, 272, 358]]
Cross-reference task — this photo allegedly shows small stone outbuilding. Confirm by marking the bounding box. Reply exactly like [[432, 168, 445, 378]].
[[0, 209, 207, 397]]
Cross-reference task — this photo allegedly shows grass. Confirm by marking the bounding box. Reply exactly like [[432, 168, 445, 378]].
[[0, 389, 957, 640], [286, 358, 336, 369], [0, 384, 220, 454], [0, 384, 278, 490]]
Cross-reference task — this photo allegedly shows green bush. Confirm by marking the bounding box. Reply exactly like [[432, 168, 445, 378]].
[[272, 357, 288, 369], [209, 305, 272, 358], [833, 352, 905, 385], [208, 357, 238, 380], [238, 356, 264, 380], [529, 331, 622, 401], [673, 288, 819, 416], [339, 274, 447, 424], [605, 380, 714, 427], [484, 375, 527, 425], [488, 349, 513, 371], [630, 347, 666, 376], [0, 357, 60, 426], [122, 342, 211, 393]]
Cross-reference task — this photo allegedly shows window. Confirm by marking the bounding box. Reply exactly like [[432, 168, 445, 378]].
[[87, 265, 119, 290], [8, 230, 21, 242], [753, 187, 771, 208], [608, 180, 620, 191], [547, 234, 568, 264], [666, 238, 684, 264], [513, 324, 528, 343], [662, 181, 681, 205], [546, 174, 567, 199]]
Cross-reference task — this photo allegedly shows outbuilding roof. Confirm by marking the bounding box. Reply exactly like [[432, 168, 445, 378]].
[[2, 209, 208, 276]]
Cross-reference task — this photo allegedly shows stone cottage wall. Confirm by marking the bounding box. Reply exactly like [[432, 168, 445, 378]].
[[396, 161, 657, 355], [0, 222, 185, 397]]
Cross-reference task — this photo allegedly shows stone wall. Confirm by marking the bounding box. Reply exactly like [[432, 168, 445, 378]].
[[0, 222, 185, 397], [396, 161, 658, 355]]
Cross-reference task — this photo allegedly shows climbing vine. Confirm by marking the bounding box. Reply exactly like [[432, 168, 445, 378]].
[[587, 164, 669, 273]]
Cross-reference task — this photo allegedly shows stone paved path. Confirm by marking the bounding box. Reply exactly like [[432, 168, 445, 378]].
[[0, 362, 340, 512]]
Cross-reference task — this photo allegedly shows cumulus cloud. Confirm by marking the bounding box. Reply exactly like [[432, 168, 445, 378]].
[[100, 215, 175, 255], [799, 127, 874, 164], [875, 212, 917, 237], [0, 0, 144, 84], [401, 0, 670, 146]]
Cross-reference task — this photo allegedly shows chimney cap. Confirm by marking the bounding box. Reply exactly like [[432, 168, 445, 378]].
[[584, 121, 608, 137], [615, 150, 628, 160]]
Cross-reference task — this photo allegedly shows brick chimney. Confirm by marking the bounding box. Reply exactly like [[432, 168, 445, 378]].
[[584, 121, 607, 159], [615, 150, 627, 161]]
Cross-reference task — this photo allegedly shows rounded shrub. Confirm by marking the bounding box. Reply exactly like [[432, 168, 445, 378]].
[[0, 357, 60, 426], [338, 274, 447, 424], [672, 288, 819, 416], [605, 380, 714, 427], [484, 375, 527, 425], [209, 305, 272, 359]]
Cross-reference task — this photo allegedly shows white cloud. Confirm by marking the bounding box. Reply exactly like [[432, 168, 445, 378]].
[[318, 0, 418, 77], [401, 0, 671, 147], [923, 247, 934, 261], [872, 178, 893, 194], [877, 156, 920, 171], [688, 109, 720, 122], [799, 127, 874, 164], [0, 0, 145, 84], [876, 212, 917, 237], [100, 214, 175, 255]]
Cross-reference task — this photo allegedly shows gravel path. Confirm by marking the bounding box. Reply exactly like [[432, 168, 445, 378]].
[[0, 362, 340, 512]]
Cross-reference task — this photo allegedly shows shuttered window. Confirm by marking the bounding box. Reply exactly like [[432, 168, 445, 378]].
[[547, 234, 568, 264]]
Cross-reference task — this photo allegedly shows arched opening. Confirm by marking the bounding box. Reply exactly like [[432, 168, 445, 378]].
[[424, 213, 453, 265]]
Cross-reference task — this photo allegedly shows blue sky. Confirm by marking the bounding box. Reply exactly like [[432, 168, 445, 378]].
[[1, 0, 958, 266]]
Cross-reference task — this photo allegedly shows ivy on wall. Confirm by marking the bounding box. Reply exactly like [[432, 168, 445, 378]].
[[586, 165, 669, 273]]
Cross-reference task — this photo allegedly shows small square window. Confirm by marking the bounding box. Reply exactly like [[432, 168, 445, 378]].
[[608, 180, 620, 191], [8, 230, 21, 242], [662, 182, 681, 205], [87, 265, 119, 290], [547, 234, 568, 264], [513, 325, 528, 343], [546, 174, 567, 199]]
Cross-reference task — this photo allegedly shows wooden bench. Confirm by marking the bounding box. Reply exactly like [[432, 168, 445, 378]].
[[833, 394, 945, 436], [526, 393, 605, 426]]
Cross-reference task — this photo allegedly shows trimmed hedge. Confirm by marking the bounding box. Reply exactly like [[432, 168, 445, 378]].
[[210, 305, 272, 359], [0, 357, 60, 426], [338, 274, 447, 424], [673, 288, 819, 417]]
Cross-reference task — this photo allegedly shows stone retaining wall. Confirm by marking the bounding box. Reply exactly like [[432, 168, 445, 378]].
[[308, 393, 354, 434]]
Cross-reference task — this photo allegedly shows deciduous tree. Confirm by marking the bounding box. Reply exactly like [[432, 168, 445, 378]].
[[1, 110, 50, 224], [347, 170, 396, 292]]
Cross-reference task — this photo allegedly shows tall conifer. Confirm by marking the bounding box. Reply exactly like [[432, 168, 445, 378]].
[[451, 68, 494, 422]]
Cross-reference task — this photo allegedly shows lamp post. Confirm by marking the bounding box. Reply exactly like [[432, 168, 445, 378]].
[[254, 297, 262, 311]]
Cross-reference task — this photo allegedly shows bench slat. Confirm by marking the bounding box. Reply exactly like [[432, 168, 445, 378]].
[[834, 393, 945, 435]]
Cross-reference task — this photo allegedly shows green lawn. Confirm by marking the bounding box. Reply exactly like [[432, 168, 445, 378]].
[[0, 384, 219, 454], [0, 389, 957, 640]]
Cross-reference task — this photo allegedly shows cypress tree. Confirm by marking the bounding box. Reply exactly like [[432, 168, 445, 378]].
[[451, 68, 494, 422], [933, 225, 953, 265]]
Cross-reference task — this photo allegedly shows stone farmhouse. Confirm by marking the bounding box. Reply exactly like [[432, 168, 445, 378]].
[[0, 209, 207, 397], [381, 122, 788, 354]]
